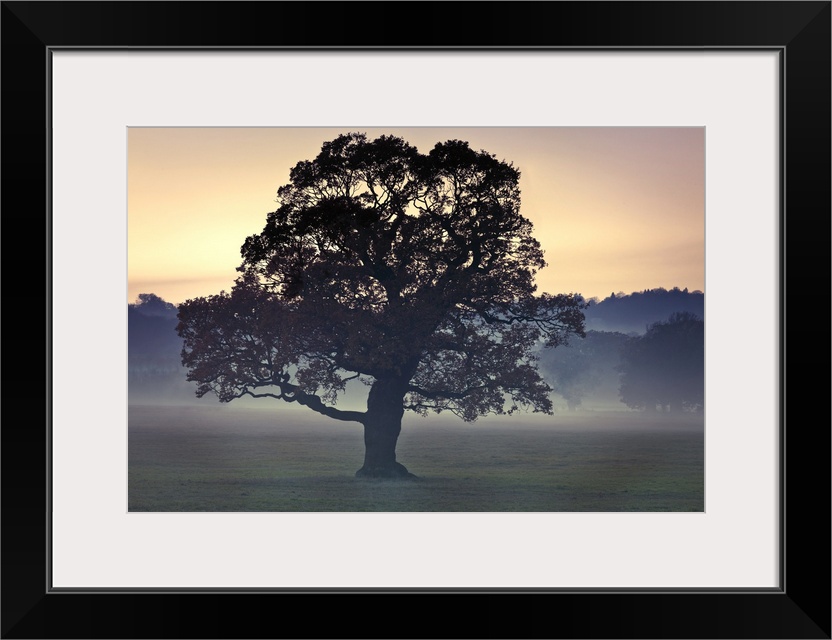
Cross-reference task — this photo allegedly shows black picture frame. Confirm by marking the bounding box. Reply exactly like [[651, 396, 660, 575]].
[[2, 2, 829, 638]]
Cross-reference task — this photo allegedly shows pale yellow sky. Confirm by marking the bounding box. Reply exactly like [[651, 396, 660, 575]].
[[128, 127, 704, 305]]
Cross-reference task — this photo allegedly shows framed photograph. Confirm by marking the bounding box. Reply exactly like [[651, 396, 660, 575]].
[[126, 124, 707, 513], [3, 2, 829, 638]]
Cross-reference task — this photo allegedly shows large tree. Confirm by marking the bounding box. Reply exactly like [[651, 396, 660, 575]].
[[177, 133, 587, 478]]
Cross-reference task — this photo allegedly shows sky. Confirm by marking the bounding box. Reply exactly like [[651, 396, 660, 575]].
[[128, 127, 704, 306]]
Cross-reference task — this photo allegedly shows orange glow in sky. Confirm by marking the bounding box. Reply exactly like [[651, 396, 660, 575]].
[[128, 127, 704, 305]]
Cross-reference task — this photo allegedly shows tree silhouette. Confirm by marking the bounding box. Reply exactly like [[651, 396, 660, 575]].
[[177, 133, 587, 478], [617, 312, 704, 413]]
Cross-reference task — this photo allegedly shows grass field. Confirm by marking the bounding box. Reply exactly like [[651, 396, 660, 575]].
[[128, 404, 704, 512]]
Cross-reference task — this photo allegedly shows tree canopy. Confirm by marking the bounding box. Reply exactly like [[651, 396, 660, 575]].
[[177, 133, 587, 476]]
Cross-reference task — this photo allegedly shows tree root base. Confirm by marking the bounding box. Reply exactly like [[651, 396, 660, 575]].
[[355, 462, 418, 480]]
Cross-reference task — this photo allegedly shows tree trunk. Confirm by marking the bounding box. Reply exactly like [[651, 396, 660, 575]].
[[355, 377, 415, 479]]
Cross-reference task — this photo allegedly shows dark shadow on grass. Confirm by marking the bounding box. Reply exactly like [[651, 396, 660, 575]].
[[353, 473, 422, 483]]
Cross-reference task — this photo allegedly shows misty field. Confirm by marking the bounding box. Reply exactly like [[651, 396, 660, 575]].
[[128, 405, 703, 512]]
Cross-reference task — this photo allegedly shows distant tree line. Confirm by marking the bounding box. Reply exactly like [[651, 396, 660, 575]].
[[130, 292, 705, 414], [539, 311, 704, 413], [537, 330, 629, 410], [583, 287, 703, 334], [128, 293, 195, 402], [618, 312, 704, 413]]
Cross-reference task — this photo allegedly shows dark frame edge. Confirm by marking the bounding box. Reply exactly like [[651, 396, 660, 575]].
[[780, 2, 831, 633], [2, 3, 51, 639], [45, 44, 55, 602]]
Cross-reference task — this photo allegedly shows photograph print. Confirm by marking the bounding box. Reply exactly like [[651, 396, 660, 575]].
[[128, 127, 705, 512]]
